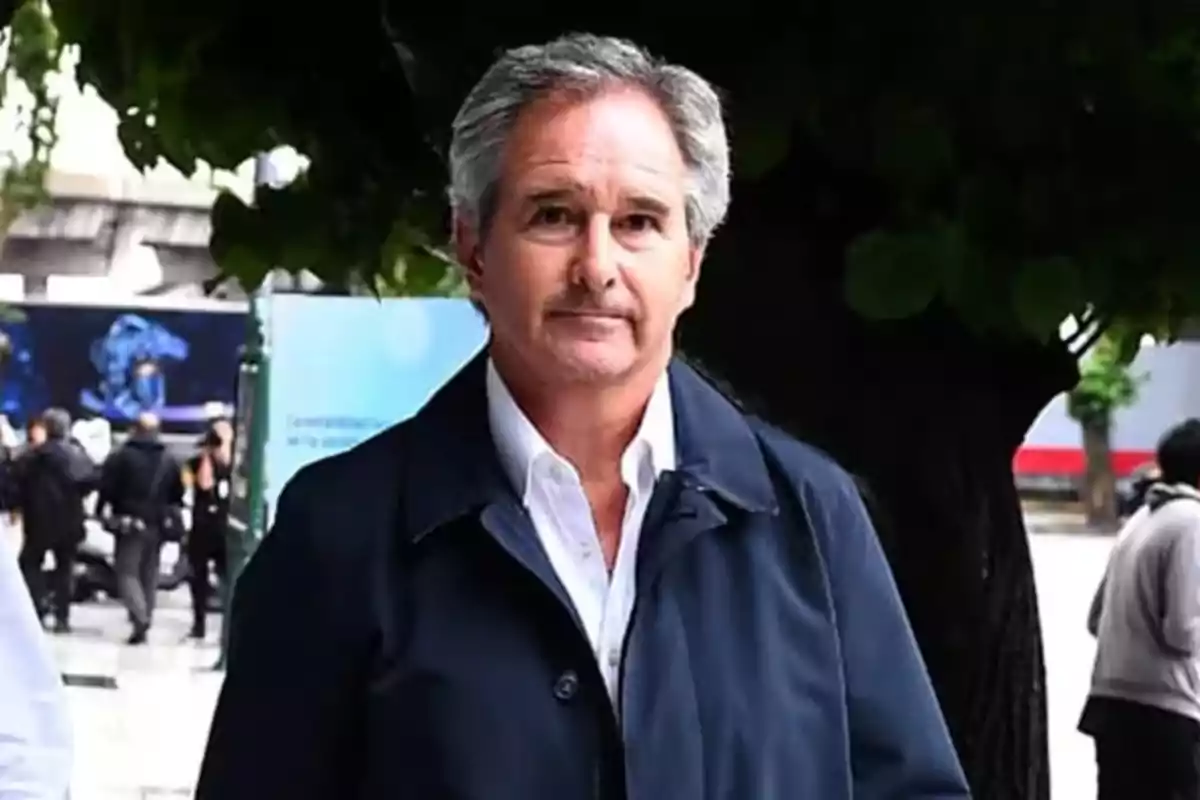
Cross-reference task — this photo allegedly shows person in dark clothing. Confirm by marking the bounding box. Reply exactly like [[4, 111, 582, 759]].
[[195, 34, 967, 800], [98, 412, 184, 645], [185, 420, 231, 639], [0, 418, 24, 514], [16, 409, 97, 632]]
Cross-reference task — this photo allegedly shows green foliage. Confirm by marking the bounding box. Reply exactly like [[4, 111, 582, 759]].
[[14, 3, 1200, 337], [1066, 334, 1144, 429], [844, 226, 946, 320], [375, 245, 468, 298], [1011, 258, 1083, 343], [0, 0, 61, 230]]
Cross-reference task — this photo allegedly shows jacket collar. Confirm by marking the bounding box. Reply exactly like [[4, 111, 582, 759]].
[[403, 350, 777, 542]]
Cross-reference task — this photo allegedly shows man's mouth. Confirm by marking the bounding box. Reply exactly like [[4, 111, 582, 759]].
[[550, 309, 628, 320]]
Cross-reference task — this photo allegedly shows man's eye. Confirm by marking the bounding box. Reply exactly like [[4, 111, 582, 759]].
[[618, 214, 661, 233], [531, 206, 573, 227]]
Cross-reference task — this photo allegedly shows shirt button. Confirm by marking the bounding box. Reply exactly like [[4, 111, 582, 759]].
[[607, 649, 621, 668], [553, 670, 580, 702]]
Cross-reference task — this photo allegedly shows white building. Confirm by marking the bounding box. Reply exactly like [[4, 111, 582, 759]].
[[0, 46, 306, 305]]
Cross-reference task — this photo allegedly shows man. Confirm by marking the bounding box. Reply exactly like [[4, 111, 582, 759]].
[[98, 412, 184, 644], [197, 34, 967, 799], [0, 531, 72, 798], [15, 409, 96, 633], [184, 419, 231, 639], [1081, 418, 1200, 799]]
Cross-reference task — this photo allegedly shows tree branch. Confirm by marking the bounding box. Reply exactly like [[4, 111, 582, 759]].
[[1068, 317, 1110, 357], [1062, 309, 1093, 348]]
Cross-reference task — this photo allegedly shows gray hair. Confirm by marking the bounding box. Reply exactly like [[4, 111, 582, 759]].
[[449, 33, 730, 246], [41, 408, 71, 440]]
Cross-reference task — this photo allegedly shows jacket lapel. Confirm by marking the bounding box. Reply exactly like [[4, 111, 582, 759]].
[[478, 495, 585, 634], [400, 351, 582, 632]]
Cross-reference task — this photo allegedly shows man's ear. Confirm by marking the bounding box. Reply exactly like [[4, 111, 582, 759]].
[[453, 212, 484, 296], [680, 243, 705, 311]]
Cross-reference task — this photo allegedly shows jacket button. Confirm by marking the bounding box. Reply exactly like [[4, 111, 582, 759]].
[[553, 670, 580, 702]]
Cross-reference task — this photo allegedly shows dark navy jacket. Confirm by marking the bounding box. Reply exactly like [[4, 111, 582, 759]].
[[196, 354, 969, 799]]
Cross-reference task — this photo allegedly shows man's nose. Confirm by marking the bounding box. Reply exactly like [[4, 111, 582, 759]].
[[570, 216, 619, 291]]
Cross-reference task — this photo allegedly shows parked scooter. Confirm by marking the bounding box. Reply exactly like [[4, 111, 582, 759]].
[[50, 520, 221, 609]]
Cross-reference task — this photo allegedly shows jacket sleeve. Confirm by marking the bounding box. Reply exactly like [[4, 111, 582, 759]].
[[165, 458, 185, 507], [0, 527, 73, 795], [817, 473, 971, 798], [1160, 519, 1200, 656], [1087, 573, 1106, 638], [194, 467, 368, 799], [96, 451, 122, 515]]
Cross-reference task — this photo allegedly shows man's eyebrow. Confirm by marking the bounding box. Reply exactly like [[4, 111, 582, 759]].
[[522, 187, 672, 215], [524, 187, 579, 205], [626, 195, 671, 215]]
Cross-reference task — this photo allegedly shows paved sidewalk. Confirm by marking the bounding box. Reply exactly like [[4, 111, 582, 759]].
[[1022, 501, 1096, 535], [48, 593, 224, 800]]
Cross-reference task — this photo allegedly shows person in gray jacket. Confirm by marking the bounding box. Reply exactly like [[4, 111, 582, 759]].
[[1081, 418, 1200, 799]]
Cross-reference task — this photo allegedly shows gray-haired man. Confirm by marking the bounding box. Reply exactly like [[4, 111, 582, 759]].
[[197, 34, 967, 799]]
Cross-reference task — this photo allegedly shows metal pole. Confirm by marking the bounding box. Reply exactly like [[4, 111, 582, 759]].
[[215, 153, 273, 670]]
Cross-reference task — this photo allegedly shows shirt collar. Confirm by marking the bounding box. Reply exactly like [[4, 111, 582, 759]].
[[403, 352, 777, 545], [486, 357, 675, 503]]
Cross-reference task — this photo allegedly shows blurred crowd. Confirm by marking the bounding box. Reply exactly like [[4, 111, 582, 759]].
[[0, 408, 232, 644]]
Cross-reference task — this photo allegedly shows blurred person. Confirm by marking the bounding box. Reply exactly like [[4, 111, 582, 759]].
[[0, 415, 18, 451], [98, 412, 184, 645], [23, 418, 45, 449], [14, 409, 96, 633], [196, 34, 966, 800], [185, 420, 231, 640], [0, 417, 24, 518], [70, 416, 113, 466], [0, 531, 72, 798], [1081, 418, 1200, 799]]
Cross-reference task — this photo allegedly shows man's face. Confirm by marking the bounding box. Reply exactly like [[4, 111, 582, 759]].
[[27, 424, 45, 446], [457, 88, 703, 386]]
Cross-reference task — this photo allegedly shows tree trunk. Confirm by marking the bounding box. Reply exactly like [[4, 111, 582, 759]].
[[681, 158, 1078, 799], [1080, 419, 1119, 532]]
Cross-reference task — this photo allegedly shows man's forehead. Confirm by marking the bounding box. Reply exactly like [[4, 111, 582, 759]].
[[502, 90, 685, 172]]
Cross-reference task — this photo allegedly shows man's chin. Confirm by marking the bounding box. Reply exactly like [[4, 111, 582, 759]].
[[543, 343, 638, 385]]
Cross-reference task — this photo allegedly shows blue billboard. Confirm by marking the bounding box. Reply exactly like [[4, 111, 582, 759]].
[[263, 295, 488, 516], [0, 303, 245, 434]]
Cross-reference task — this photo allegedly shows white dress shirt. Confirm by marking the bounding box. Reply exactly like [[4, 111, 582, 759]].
[[0, 536, 72, 799], [486, 359, 675, 703]]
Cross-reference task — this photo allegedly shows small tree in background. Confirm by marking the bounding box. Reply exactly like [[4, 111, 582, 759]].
[[1067, 335, 1144, 531]]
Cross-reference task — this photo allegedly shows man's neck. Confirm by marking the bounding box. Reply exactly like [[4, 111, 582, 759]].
[[490, 349, 666, 483]]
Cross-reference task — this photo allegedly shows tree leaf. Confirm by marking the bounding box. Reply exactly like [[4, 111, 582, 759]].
[[844, 228, 943, 320], [1011, 257, 1083, 342], [1067, 333, 1145, 426], [1113, 328, 1143, 365], [209, 192, 274, 291], [217, 244, 272, 292], [733, 114, 792, 181], [391, 247, 456, 296], [874, 101, 954, 199]]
